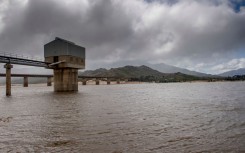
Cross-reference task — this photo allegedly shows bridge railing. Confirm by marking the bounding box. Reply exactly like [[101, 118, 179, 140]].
[[0, 52, 44, 62]]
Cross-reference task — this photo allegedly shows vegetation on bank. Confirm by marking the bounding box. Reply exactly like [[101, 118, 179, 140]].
[[224, 75, 245, 81], [129, 72, 201, 83]]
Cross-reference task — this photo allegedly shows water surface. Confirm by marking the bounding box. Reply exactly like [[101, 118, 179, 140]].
[[0, 82, 245, 152]]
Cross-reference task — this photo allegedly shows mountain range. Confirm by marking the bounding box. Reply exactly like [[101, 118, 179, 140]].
[[80, 63, 218, 78], [80, 65, 201, 82], [146, 63, 214, 77], [1, 62, 244, 84], [80, 63, 245, 80], [218, 68, 245, 77], [80, 65, 163, 78]]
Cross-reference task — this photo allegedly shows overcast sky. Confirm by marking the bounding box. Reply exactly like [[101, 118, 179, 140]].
[[0, 0, 245, 74]]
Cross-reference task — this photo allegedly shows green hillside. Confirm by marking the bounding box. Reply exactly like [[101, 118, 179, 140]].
[[80, 65, 201, 82]]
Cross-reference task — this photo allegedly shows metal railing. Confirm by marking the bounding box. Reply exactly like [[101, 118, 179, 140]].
[[0, 52, 48, 67], [0, 52, 44, 62]]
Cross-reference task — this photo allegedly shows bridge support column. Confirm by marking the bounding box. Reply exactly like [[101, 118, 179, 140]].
[[107, 79, 110, 85], [82, 79, 87, 85], [23, 76, 28, 87], [47, 77, 52, 86], [117, 79, 120, 84], [4, 64, 13, 96], [96, 79, 100, 85], [54, 68, 78, 92]]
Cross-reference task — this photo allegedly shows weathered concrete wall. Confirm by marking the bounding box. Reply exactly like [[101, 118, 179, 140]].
[[54, 68, 78, 92], [45, 56, 85, 69]]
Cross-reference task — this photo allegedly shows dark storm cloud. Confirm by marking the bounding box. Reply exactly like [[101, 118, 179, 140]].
[[0, 0, 245, 72], [0, 0, 134, 58]]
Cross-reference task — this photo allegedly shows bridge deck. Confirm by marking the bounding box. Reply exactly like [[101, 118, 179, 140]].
[[0, 55, 49, 67], [0, 73, 121, 79]]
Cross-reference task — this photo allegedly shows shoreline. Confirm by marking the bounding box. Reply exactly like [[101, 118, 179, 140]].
[[0, 80, 244, 87]]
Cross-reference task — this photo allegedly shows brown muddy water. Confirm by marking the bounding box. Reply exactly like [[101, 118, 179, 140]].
[[0, 82, 245, 153]]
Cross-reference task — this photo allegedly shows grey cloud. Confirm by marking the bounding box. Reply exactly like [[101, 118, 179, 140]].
[[0, 0, 132, 54], [0, 0, 245, 71]]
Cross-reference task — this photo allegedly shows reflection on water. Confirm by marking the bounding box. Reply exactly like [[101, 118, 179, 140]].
[[0, 82, 245, 152]]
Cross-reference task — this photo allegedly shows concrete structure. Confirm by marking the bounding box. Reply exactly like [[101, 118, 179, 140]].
[[47, 77, 52, 86], [53, 69, 78, 91], [44, 37, 85, 92], [96, 79, 100, 85], [4, 64, 13, 96], [82, 79, 87, 85], [107, 79, 111, 85], [23, 77, 28, 87]]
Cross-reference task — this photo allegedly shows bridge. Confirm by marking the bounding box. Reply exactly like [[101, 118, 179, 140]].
[[0, 52, 126, 96], [0, 52, 48, 67]]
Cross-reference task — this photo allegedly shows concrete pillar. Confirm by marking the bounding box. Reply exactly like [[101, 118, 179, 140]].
[[117, 79, 120, 84], [107, 79, 110, 85], [54, 68, 78, 92], [96, 79, 100, 85], [23, 76, 28, 87], [82, 79, 87, 85], [4, 64, 13, 96], [47, 77, 52, 86]]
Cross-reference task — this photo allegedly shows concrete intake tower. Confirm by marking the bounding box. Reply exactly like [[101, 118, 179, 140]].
[[44, 37, 85, 92]]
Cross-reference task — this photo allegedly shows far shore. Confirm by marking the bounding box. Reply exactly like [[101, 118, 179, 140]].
[[0, 80, 244, 87]]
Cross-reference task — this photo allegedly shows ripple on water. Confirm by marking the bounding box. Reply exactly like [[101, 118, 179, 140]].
[[0, 82, 245, 152]]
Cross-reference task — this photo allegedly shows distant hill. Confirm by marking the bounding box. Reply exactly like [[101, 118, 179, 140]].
[[80, 65, 201, 82], [219, 68, 245, 77], [147, 63, 214, 77], [81, 68, 108, 77], [80, 65, 163, 78]]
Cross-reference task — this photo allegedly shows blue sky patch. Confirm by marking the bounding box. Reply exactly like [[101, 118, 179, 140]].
[[229, 0, 245, 12], [234, 47, 245, 58]]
